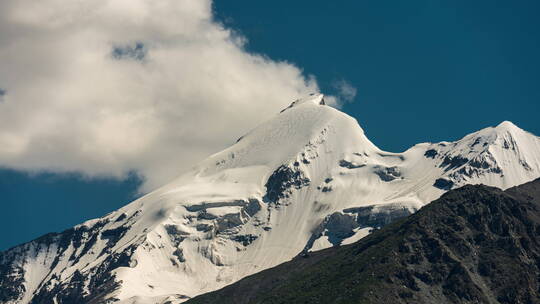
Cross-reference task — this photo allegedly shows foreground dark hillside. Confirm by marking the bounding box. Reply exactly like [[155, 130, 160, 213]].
[[188, 178, 540, 304]]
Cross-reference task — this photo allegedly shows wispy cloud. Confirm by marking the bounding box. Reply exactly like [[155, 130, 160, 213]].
[[333, 79, 357, 104], [0, 0, 322, 191]]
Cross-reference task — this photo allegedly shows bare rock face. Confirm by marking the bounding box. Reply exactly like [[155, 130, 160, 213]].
[[263, 165, 310, 204]]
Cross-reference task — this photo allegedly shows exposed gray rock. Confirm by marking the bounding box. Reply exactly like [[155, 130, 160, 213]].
[[440, 154, 469, 171], [339, 160, 365, 169], [172, 248, 186, 263], [231, 234, 259, 247], [263, 165, 310, 204], [196, 223, 214, 232], [216, 213, 244, 232], [424, 149, 438, 158], [242, 199, 261, 217], [433, 178, 454, 190], [374, 166, 401, 182], [185, 200, 248, 212], [344, 203, 416, 228], [165, 225, 188, 246], [303, 203, 417, 252]]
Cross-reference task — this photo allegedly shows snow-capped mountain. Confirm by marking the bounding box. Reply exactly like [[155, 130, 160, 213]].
[[1, 94, 539, 304]]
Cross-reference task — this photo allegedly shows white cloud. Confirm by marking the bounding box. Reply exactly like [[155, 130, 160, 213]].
[[333, 79, 357, 103], [0, 0, 323, 191]]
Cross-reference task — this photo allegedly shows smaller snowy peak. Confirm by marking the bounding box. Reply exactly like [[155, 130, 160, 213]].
[[421, 121, 532, 159], [422, 121, 540, 190], [280, 93, 326, 113], [450, 120, 535, 160], [476, 120, 524, 144]]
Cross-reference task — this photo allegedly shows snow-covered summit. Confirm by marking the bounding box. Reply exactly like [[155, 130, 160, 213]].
[[419, 120, 540, 191], [496, 120, 520, 130], [1, 97, 539, 304], [279, 93, 326, 113]]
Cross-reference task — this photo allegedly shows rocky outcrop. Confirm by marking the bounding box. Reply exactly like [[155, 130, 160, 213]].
[[263, 165, 310, 204]]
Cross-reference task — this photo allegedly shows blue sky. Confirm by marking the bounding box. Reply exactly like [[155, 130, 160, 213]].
[[214, 1, 540, 149], [1, 1, 539, 250]]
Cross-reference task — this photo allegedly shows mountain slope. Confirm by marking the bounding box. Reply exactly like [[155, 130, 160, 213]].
[[1, 94, 540, 303], [188, 178, 540, 304]]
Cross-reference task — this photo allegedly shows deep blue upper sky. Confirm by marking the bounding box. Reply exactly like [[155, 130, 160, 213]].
[[1, 1, 539, 250], [214, 0, 540, 149]]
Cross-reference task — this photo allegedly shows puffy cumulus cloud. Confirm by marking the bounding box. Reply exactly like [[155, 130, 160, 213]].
[[0, 0, 323, 191]]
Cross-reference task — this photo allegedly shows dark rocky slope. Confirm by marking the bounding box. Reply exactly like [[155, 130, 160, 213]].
[[188, 178, 540, 304]]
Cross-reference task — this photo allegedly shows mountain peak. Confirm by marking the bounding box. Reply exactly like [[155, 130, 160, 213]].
[[280, 93, 325, 113], [451, 120, 527, 151], [496, 120, 518, 129], [466, 120, 519, 140], [425, 119, 540, 192], [492, 120, 524, 136]]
